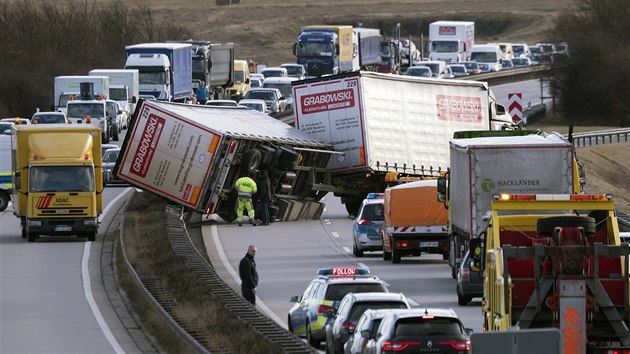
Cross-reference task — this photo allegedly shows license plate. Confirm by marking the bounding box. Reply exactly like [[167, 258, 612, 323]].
[[419, 242, 438, 247], [55, 226, 72, 232]]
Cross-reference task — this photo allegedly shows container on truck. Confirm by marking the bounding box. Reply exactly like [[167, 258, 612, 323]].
[[352, 28, 382, 72], [382, 180, 448, 264], [293, 71, 517, 215], [168, 40, 235, 101], [89, 69, 140, 124], [472, 193, 630, 354], [124, 43, 193, 102], [115, 99, 336, 223], [53, 75, 109, 114], [293, 25, 354, 77], [436, 132, 584, 278], [428, 21, 475, 63], [11, 124, 103, 242]]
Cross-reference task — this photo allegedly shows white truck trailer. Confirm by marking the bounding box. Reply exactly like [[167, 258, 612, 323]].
[[89, 69, 140, 125], [438, 133, 582, 277], [115, 100, 335, 222], [428, 21, 475, 63], [293, 71, 516, 215], [53, 75, 109, 114]]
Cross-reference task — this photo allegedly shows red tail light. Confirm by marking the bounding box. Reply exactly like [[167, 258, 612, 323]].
[[340, 321, 356, 334], [396, 241, 410, 248], [316, 304, 335, 315], [382, 341, 420, 351], [460, 266, 470, 280], [439, 340, 471, 351], [357, 219, 373, 225]]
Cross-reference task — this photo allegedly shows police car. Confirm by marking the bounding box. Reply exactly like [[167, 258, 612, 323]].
[[352, 193, 385, 257], [288, 267, 388, 349]]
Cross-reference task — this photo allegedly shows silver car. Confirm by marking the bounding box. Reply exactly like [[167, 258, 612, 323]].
[[352, 193, 385, 257]]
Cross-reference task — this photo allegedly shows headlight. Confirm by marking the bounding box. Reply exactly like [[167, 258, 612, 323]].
[[84, 219, 97, 226], [28, 220, 42, 226]]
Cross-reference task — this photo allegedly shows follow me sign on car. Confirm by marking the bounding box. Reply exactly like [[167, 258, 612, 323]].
[[288, 267, 388, 349]]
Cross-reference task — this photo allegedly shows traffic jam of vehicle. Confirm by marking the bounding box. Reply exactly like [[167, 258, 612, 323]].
[[2, 16, 629, 354]]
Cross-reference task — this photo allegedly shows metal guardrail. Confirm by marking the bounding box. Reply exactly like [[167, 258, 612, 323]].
[[564, 128, 630, 147], [459, 66, 547, 86], [120, 190, 317, 354]]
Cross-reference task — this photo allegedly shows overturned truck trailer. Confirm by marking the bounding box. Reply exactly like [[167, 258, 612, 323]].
[[115, 99, 335, 222]]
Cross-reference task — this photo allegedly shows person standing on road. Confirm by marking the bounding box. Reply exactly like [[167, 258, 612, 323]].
[[239, 244, 258, 305], [255, 170, 272, 226], [196, 81, 209, 105], [234, 170, 260, 226]]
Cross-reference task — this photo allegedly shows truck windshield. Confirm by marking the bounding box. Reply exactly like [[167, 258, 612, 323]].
[[30, 166, 95, 193], [192, 58, 204, 78], [431, 41, 458, 53], [139, 72, 167, 85], [300, 42, 334, 57], [234, 71, 245, 84], [471, 51, 498, 62], [58, 94, 74, 108], [67, 103, 104, 118], [109, 88, 128, 101]]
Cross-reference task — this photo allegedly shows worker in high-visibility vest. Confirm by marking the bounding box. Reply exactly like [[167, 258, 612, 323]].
[[234, 170, 260, 226]]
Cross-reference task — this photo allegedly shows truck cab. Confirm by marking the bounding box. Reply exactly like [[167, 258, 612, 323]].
[[126, 53, 172, 100], [293, 25, 353, 77], [470, 44, 503, 72], [66, 99, 110, 143]]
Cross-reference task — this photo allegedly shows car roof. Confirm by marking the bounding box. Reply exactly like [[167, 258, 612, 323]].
[[248, 88, 281, 93], [239, 99, 266, 104], [314, 267, 383, 284], [387, 308, 459, 320], [263, 77, 298, 84], [344, 292, 406, 302]]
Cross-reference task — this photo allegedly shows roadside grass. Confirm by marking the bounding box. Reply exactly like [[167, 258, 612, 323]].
[[118, 191, 285, 354]]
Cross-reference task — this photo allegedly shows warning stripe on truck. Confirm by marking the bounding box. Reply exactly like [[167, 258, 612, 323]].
[[392, 226, 447, 233]]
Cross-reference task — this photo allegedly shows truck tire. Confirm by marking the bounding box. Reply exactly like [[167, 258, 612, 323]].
[[86, 232, 96, 242], [273, 146, 300, 170], [21, 226, 27, 239], [383, 248, 392, 261], [27, 232, 36, 243], [536, 216, 596, 236], [112, 124, 119, 141], [344, 198, 362, 217], [457, 288, 472, 306], [0, 191, 9, 212], [392, 248, 401, 264], [240, 149, 261, 176]]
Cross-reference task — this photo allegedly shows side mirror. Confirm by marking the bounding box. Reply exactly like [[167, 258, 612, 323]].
[[289, 295, 299, 303], [361, 329, 371, 339], [279, 96, 286, 101], [132, 97, 137, 104], [469, 238, 482, 263], [292, 43, 298, 56], [323, 310, 334, 318], [15, 171, 21, 189], [437, 176, 447, 193]]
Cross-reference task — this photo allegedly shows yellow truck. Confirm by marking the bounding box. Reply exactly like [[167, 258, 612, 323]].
[[11, 125, 103, 242], [229, 59, 251, 101], [382, 179, 449, 264], [470, 193, 630, 354]]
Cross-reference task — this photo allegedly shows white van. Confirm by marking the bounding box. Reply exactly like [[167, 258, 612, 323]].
[[262, 77, 298, 109], [416, 60, 446, 79], [470, 44, 503, 72]]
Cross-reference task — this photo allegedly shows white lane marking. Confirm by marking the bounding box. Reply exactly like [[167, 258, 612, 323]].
[[99, 187, 133, 223], [208, 225, 287, 329], [331, 232, 340, 238], [357, 262, 369, 270], [324, 219, 331, 224], [84, 187, 133, 354], [343, 246, 351, 254], [83, 242, 125, 354]]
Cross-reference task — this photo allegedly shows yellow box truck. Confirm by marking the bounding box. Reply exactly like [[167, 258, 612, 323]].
[[11, 125, 103, 242]]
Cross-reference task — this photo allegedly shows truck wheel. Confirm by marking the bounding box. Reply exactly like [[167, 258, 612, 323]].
[[451, 266, 457, 279], [27, 232, 36, 243], [86, 232, 96, 242], [383, 248, 391, 261], [344, 198, 362, 216], [240, 149, 261, 176], [21, 227, 27, 239], [537, 216, 596, 236], [0, 191, 9, 212], [457, 288, 472, 306], [273, 146, 300, 170], [392, 248, 401, 264]]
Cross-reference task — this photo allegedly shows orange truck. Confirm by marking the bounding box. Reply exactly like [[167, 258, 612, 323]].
[[382, 179, 448, 264]]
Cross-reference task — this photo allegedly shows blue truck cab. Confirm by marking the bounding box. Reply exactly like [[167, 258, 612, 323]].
[[293, 26, 353, 77], [124, 43, 193, 102]]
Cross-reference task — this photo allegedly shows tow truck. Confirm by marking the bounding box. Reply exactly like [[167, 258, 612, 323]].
[[470, 193, 630, 354]]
